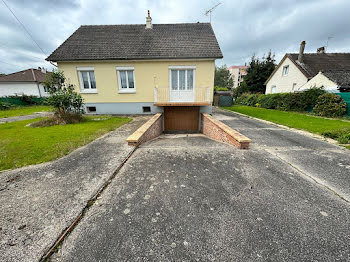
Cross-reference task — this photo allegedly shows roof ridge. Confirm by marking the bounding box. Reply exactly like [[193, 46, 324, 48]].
[[80, 22, 211, 27]]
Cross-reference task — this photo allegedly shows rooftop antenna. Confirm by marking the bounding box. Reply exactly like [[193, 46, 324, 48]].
[[326, 36, 333, 51], [205, 2, 222, 23]]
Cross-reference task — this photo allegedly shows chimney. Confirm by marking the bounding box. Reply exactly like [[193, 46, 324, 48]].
[[317, 47, 325, 53], [298, 41, 306, 63], [145, 10, 152, 29]]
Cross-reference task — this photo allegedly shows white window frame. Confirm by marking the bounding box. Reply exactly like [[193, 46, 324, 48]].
[[271, 85, 277, 94], [282, 65, 289, 76], [116, 66, 136, 93], [77, 67, 97, 94], [168, 66, 196, 91]]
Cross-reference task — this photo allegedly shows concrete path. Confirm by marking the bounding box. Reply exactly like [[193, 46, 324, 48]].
[[50, 112, 350, 261], [0, 112, 53, 123], [0, 116, 149, 262]]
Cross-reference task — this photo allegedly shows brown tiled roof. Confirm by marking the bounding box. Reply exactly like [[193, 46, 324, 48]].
[[0, 69, 49, 83], [288, 53, 350, 79], [46, 23, 223, 61], [323, 70, 350, 88]]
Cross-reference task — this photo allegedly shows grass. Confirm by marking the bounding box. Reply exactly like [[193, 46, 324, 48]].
[[0, 105, 52, 118], [223, 105, 350, 145], [0, 116, 131, 171]]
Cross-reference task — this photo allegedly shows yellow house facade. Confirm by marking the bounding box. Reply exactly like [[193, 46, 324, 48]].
[[47, 12, 223, 117], [58, 59, 215, 114]]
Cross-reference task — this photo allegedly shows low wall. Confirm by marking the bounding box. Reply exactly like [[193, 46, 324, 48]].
[[201, 113, 251, 149], [126, 113, 163, 146]]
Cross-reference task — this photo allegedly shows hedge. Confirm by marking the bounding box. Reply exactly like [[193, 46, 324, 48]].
[[234, 88, 347, 117], [0, 95, 46, 106]]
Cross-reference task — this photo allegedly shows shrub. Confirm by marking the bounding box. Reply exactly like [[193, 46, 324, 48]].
[[235, 93, 261, 106], [301, 87, 327, 110], [257, 93, 281, 109], [313, 94, 347, 117], [0, 101, 13, 110], [43, 70, 84, 124], [214, 86, 229, 91], [322, 127, 350, 144]]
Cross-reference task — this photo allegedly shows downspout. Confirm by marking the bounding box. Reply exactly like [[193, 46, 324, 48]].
[[31, 68, 42, 97]]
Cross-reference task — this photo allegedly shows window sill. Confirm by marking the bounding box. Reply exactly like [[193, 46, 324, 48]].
[[118, 90, 136, 94], [81, 90, 98, 94]]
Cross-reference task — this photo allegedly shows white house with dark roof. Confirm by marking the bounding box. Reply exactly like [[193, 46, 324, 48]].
[[265, 41, 350, 94], [0, 68, 50, 97], [46, 11, 223, 132]]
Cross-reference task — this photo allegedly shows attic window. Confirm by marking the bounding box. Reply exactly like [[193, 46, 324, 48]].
[[283, 65, 289, 76]]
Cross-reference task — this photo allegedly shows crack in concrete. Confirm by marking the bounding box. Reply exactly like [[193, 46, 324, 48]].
[[39, 146, 139, 262]]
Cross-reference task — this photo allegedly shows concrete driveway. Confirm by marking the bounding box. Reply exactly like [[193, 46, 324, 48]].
[[52, 109, 350, 261]]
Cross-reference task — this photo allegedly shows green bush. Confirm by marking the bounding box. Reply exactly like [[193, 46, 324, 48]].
[[214, 86, 229, 91], [322, 127, 350, 144], [235, 93, 261, 106], [301, 87, 327, 109], [313, 94, 347, 117], [0, 101, 13, 110]]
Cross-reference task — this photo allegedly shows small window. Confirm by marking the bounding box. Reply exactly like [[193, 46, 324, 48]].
[[87, 106, 96, 113], [292, 83, 297, 91], [77, 67, 97, 93], [43, 86, 49, 92], [142, 106, 151, 113], [283, 65, 289, 76], [117, 67, 135, 93], [271, 85, 277, 94]]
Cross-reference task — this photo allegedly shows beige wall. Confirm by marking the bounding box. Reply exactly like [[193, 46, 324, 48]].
[[265, 57, 308, 94], [299, 72, 337, 91], [58, 60, 215, 103]]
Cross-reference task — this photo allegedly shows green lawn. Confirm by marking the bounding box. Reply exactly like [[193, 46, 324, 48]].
[[0, 106, 52, 118], [0, 116, 131, 171], [223, 106, 350, 142]]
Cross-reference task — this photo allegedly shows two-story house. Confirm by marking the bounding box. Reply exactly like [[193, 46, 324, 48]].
[[46, 11, 223, 132], [265, 41, 350, 94]]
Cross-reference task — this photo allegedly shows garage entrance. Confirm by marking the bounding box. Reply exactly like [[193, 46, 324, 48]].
[[164, 106, 199, 132]]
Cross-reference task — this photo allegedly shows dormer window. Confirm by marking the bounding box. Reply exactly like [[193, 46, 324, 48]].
[[283, 65, 289, 76]]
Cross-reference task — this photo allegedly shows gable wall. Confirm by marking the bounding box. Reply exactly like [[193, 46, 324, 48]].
[[299, 72, 338, 91], [265, 57, 308, 94]]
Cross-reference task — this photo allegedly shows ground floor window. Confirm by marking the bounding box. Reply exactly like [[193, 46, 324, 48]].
[[77, 67, 97, 93], [271, 85, 277, 93], [117, 67, 135, 93]]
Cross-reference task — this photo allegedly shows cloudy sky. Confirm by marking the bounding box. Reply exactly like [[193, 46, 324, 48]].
[[1, 0, 350, 73]]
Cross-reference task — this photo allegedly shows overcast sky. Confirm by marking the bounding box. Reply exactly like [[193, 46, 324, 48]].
[[1, 0, 350, 73]]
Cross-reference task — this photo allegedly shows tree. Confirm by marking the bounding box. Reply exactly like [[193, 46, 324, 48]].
[[43, 70, 84, 123], [0, 73, 5, 76], [235, 51, 276, 97], [214, 65, 234, 90]]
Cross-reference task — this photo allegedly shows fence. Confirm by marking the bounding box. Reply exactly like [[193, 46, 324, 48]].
[[338, 93, 350, 116]]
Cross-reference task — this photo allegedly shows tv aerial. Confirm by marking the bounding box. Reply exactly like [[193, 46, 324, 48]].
[[205, 2, 222, 23]]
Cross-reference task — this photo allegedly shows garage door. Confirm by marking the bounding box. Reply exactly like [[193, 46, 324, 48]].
[[164, 106, 199, 132]]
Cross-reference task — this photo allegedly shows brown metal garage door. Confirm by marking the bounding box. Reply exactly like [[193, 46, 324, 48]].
[[164, 106, 199, 132]]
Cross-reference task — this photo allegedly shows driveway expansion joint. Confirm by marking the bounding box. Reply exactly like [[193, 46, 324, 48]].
[[39, 145, 139, 262], [265, 148, 349, 203]]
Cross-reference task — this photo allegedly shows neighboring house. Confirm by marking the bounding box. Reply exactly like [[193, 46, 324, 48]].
[[228, 65, 249, 88], [46, 11, 223, 132], [265, 41, 350, 94], [0, 68, 50, 97]]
